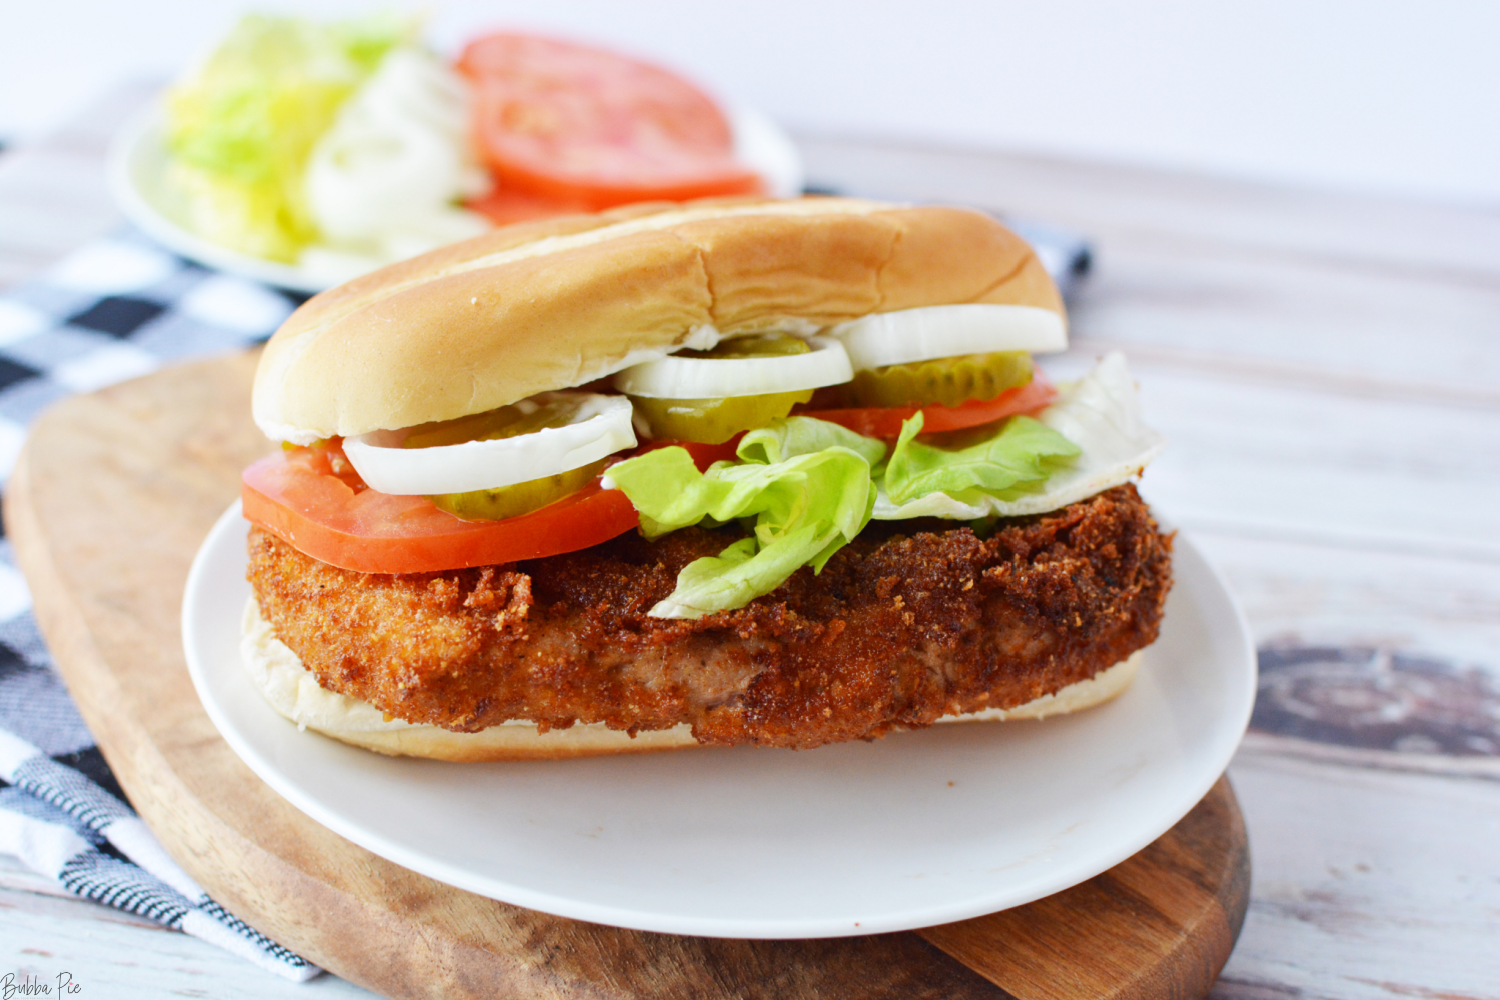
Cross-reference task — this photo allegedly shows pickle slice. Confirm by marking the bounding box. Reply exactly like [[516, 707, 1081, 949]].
[[629, 333, 815, 443], [839, 351, 1033, 409], [403, 395, 585, 450], [632, 389, 813, 444], [429, 459, 607, 522]]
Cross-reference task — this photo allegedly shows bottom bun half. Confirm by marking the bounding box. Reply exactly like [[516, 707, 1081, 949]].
[[242, 597, 1143, 761]]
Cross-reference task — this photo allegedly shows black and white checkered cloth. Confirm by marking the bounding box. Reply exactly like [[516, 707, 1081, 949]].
[[0, 218, 1090, 979], [0, 229, 318, 980]]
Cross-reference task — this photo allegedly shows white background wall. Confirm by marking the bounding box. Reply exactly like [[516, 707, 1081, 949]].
[[2, 0, 1496, 207]]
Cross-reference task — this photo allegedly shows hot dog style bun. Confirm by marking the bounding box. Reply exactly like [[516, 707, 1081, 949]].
[[252, 197, 1063, 445], [241, 195, 1172, 762]]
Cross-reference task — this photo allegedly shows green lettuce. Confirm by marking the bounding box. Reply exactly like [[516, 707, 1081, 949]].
[[165, 13, 409, 261], [606, 410, 1082, 619], [604, 418, 886, 619], [735, 416, 886, 469], [871, 353, 1162, 521], [882, 412, 1081, 506]]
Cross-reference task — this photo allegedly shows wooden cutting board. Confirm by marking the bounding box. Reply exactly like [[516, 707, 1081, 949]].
[[6, 352, 1249, 1000]]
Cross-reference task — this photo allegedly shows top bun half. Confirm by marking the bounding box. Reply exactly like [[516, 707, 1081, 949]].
[[252, 197, 1065, 443]]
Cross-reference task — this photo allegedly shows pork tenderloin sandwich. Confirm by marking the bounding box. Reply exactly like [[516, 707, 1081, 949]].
[[240, 196, 1171, 759]]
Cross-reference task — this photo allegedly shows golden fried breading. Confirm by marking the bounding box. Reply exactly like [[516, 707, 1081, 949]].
[[247, 485, 1172, 750]]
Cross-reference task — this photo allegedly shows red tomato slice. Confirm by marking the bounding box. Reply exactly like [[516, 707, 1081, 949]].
[[800, 375, 1058, 440], [457, 33, 765, 210], [464, 187, 591, 227], [636, 438, 741, 465], [240, 375, 1052, 578], [241, 440, 734, 576]]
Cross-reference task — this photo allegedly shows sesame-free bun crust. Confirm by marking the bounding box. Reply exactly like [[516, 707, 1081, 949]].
[[253, 197, 1063, 443], [241, 597, 1137, 761]]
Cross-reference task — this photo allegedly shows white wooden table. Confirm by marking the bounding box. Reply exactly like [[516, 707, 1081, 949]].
[[2, 85, 1498, 999]]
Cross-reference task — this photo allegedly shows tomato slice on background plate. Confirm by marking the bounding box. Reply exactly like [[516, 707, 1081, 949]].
[[457, 33, 765, 210], [799, 374, 1057, 440], [242, 440, 736, 576], [464, 187, 591, 228]]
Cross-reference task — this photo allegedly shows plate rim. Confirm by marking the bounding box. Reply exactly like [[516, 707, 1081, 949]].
[[107, 102, 806, 296], [184, 500, 1255, 939]]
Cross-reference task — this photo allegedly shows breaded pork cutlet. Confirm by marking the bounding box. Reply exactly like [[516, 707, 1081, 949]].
[[248, 484, 1172, 750]]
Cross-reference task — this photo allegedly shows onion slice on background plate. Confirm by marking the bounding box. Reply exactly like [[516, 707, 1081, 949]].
[[343, 393, 635, 495], [832, 305, 1068, 371], [303, 48, 492, 253], [613, 335, 852, 398]]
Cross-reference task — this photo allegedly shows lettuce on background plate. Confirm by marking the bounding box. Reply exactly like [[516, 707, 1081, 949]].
[[165, 13, 410, 261]]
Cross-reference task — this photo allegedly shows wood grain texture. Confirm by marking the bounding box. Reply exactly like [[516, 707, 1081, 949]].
[[921, 781, 1248, 1000], [5, 351, 1247, 1000]]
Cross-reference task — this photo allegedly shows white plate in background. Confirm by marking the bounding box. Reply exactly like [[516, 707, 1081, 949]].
[[109, 104, 804, 295], [184, 501, 1254, 938]]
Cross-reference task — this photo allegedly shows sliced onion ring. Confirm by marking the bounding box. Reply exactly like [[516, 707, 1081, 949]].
[[832, 304, 1067, 371], [612, 335, 853, 399], [343, 393, 636, 496]]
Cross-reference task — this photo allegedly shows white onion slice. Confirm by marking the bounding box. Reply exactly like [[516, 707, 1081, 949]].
[[832, 304, 1068, 371], [343, 393, 636, 495], [612, 335, 853, 399], [304, 48, 492, 256]]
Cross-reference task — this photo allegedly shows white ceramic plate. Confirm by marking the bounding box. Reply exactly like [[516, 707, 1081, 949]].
[[108, 104, 805, 295], [184, 502, 1254, 938]]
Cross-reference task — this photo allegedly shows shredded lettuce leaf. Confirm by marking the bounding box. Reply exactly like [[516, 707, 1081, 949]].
[[165, 13, 410, 261], [605, 354, 1162, 618], [873, 351, 1165, 520], [883, 411, 1080, 506], [736, 416, 887, 469], [603, 418, 885, 619]]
